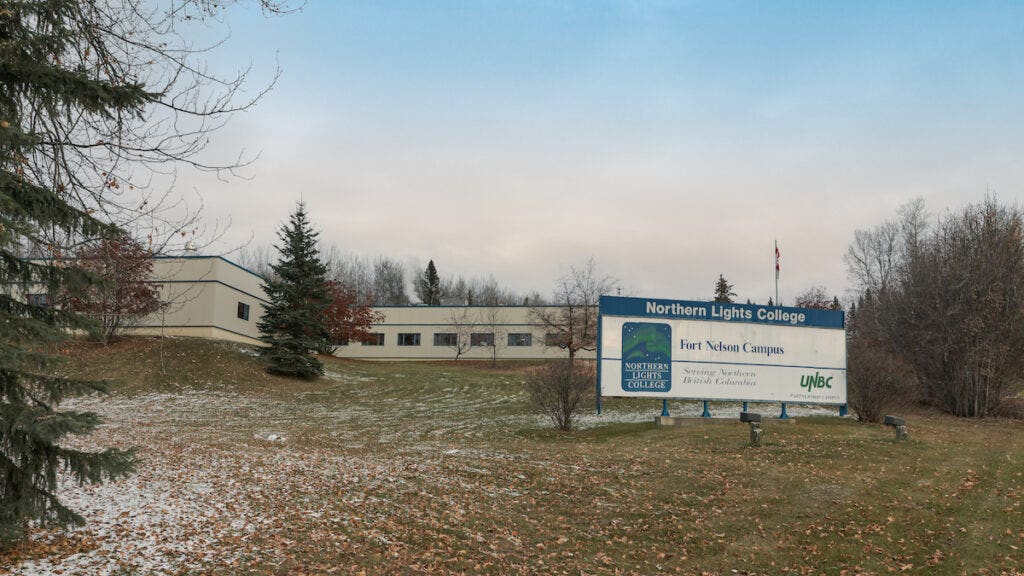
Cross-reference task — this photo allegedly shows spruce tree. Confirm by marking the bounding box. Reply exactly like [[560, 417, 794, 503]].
[[713, 274, 736, 303], [417, 260, 442, 306], [258, 203, 332, 379], [1, 2, 137, 543]]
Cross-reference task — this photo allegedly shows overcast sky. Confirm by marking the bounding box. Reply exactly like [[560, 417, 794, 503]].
[[173, 1, 1024, 304]]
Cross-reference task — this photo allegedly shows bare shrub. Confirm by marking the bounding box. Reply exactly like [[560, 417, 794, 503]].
[[525, 360, 595, 431], [847, 338, 916, 423], [993, 394, 1024, 420]]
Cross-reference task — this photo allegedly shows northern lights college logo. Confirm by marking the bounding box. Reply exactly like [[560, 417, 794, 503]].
[[621, 322, 672, 392]]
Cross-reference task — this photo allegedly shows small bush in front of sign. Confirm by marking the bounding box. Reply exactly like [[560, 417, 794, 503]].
[[525, 360, 594, 431], [848, 338, 916, 423]]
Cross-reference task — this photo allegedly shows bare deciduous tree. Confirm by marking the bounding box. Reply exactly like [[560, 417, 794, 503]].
[[794, 286, 835, 310], [532, 259, 616, 361], [322, 246, 376, 302], [844, 219, 902, 295], [521, 290, 548, 306], [20, 1, 292, 261], [845, 198, 929, 297], [447, 308, 474, 361], [440, 276, 470, 305], [235, 244, 278, 279], [373, 257, 410, 306], [476, 306, 507, 368], [442, 275, 522, 305]]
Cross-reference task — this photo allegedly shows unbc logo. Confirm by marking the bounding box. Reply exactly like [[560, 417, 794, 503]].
[[800, 372, 833, 391], [621, 322, 671, 392]]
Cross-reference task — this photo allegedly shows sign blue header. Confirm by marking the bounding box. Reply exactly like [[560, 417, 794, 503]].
[[599, 295, 845, 329]]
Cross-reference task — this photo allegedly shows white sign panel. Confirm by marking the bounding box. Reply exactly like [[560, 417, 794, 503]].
[[598, 296, 847, 405]]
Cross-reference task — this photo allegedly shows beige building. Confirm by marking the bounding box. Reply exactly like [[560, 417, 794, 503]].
[[124, 256, 586, 360], [127, 256, 267, 345], [331, 305, 588, 361]]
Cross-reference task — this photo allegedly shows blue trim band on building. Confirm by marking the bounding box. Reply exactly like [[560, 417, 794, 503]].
[[152, 254, 268, 282], [599, 295, 844, 329], [371, 304, 565, 310], [121, 324, 260, 342], [372, 323, 542, 328]]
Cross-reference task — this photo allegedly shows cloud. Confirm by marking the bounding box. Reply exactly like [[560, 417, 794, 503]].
[[165, 1, 1024, 305]]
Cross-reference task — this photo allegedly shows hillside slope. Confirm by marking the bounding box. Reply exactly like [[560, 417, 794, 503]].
[[0, 336, 1018, 575]]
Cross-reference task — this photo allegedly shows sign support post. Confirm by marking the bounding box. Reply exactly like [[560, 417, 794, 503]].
[[596, 306, 603, 415]]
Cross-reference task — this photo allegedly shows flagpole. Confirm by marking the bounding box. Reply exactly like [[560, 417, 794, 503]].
[[774, 240, 779, 306]]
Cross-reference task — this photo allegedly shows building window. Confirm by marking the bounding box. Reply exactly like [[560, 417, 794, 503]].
[[362, 333, 385, 346], [335, 336, 350, 346], [471, 332, 494, 347], [27, 293, 50, 307], [398, 333, 421, 346], [434, 333, 458, 346], [508, 333, 532, 347], [545, 332, 565, 347], [237, 302, 250, 321]]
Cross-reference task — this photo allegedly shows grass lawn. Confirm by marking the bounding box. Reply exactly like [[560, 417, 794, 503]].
[[2, 337, 1022, 575]]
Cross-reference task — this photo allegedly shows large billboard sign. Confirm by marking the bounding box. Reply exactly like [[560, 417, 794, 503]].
[[598, 296, 847, 405]]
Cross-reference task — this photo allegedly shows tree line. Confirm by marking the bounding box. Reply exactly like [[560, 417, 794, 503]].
[[238, 244, 549, 307], [711, 273, 841, 310], [845, 197, 1024, 420]]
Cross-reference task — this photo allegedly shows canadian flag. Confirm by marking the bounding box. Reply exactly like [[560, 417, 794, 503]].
[[775, 242, 780, 278]]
